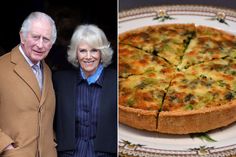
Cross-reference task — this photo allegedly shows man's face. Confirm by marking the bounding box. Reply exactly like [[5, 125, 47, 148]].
[[20, 19, 53, 64]]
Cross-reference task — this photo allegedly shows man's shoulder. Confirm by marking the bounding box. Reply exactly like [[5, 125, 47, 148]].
[[0, 45, 20, 64], [0, 52, 11, 64]]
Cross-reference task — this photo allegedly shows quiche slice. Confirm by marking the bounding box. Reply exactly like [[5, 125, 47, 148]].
[[184, 58, 236, 91], [150, 23, 195, 66], [120, 24, 196, 66], [159, 71, 236, 134], [119, 43, 174, 78], [119, 69, 174, 131], [178, 26, 236, 70]]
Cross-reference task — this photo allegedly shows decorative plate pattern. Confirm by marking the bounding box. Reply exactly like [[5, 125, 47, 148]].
[[119, 5, 236, 157]]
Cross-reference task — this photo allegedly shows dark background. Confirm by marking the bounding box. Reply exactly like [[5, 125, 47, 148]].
[[119, 0, 236, 11], [0, 0, 117, 71]]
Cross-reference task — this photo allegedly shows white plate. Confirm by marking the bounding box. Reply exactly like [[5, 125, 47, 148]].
[[119, 5, 236, 157]]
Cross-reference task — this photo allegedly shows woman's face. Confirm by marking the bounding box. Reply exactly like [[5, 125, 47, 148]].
[[77, 43, 101, 78]]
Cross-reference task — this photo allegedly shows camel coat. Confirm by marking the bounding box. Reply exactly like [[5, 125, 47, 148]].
[[0, 46, 57, 157]]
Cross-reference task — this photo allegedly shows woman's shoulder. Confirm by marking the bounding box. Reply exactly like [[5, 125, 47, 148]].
[[103, 66, 117, 86], [104, 66, 117, 77], [52, 69, 77, 81]]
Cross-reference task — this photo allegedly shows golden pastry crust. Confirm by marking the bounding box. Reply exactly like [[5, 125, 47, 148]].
[[158, 100, 236, 134], [119, 105, 157, 131]]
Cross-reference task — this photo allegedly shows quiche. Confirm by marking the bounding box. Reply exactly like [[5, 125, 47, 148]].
[[119, 24, 236, 134]]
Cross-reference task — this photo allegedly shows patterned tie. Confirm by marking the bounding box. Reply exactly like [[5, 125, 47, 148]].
[[32, 64, 42, 91]]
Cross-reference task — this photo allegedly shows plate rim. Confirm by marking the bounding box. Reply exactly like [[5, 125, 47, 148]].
[[119, 4, 236, 20]]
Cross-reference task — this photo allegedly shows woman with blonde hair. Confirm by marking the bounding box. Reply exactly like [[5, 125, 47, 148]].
[[53, 24, 117, 157]]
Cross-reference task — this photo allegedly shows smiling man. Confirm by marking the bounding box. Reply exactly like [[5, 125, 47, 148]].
[[0, 11, 57, 157]]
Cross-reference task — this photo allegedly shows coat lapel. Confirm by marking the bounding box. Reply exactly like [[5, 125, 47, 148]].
[[40, 61, 51, 106], [11, 46, 41, 101]]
